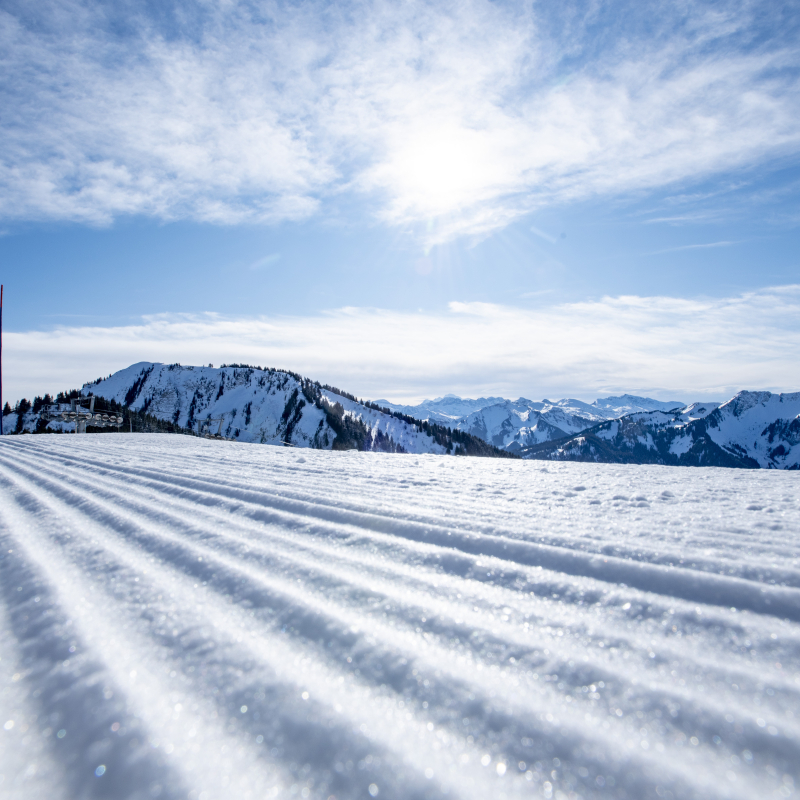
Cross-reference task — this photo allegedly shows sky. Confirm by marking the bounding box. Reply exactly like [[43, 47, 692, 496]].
[[1, 0, 800, 404]]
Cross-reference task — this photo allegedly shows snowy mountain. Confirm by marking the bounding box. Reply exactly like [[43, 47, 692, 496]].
[[374, 393, 508, 423], [5, 365, 796, 467], [526, 391, 800, 469], [371, 393, 686, 453], [88, 362, 458, 453], [449, 400, 596, 452], [3, 362, 512, 458], [676, 400, 722, 421], [589, 394, 686, 415]]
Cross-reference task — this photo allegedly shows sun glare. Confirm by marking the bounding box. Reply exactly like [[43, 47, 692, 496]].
[[372, 121, 513, 219]]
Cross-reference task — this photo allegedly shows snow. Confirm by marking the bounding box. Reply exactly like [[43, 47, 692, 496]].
[[67, 363, 701, 457], [375, 395, 508, 423], [84, 363, 334, 446], [2, 434, 799, 799], [368, 394, 691, 450], [416, 397, 699, 454], [378, 395, 689, 428], [596, 421, 620, 441], [530, 393, 800, 470], [678, 402, 721, 422], [669, 434, 695, 456], [69, 363, 444, 453], [591, 395, 686, 415], [317, 391, 446, 455], [706, 392, 800, 469], [450, 401, 605, 452]]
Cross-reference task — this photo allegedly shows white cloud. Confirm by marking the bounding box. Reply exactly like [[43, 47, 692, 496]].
[[1, 1, 799, 242], [5, 285, 800, 405], [645, 240, 740, 255]]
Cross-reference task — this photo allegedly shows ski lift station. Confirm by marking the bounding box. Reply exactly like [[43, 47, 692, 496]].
[[41, 396, 124, 433]]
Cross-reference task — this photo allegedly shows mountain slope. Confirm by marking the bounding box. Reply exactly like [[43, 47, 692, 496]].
[[83, 362, 445, 453], [3, 362, 514, 458], [524, 391, 800, 469]]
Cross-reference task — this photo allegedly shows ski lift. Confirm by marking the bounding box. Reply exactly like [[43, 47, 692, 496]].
[[197, 417, 228, 440], [42, 396, 124, 434]]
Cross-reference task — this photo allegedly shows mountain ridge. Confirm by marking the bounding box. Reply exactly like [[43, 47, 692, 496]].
[[2, 362, 515, 458], [3, 363, 797, 468], [376, 393, 691, 454], [521, 391, 800, 469]]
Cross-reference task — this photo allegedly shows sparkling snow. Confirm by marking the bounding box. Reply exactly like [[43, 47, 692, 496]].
[[1, 434, 799, 800]]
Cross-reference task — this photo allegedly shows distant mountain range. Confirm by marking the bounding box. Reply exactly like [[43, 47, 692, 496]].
[[3, 362, 798, 468], [376, 393, 689, 451], [523, 392, 800, 469], [377, 390, 799, 468]]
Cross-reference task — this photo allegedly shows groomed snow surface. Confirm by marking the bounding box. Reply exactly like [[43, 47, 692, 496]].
[[1, 435, 799, 800]]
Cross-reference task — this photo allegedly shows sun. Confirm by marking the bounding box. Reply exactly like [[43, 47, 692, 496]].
[[368, 118, 514, 221]]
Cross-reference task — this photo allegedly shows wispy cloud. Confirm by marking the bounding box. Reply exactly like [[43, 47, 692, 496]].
[[642, 212, 729, 225], [249, 254, 281, 271], [530, 227, 558, 245], [1, 0, 799, 244], [6, 285, 800, 404], [645, 240, 741, 255]]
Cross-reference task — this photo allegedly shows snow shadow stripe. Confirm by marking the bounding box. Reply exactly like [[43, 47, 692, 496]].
[[9, 442, 799, 623], [0, 524, 190, 800]]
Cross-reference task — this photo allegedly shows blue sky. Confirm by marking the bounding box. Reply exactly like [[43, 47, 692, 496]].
[[2, 0, 800, 403]]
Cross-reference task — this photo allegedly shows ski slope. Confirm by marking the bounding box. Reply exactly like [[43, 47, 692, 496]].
[[1, 435, 799, 800]]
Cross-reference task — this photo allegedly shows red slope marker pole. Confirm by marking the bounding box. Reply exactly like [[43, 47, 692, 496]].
[[0, 284, 3, 437]]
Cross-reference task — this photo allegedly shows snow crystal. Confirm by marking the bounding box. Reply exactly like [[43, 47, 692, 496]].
[[1, 434, 799, 800]]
